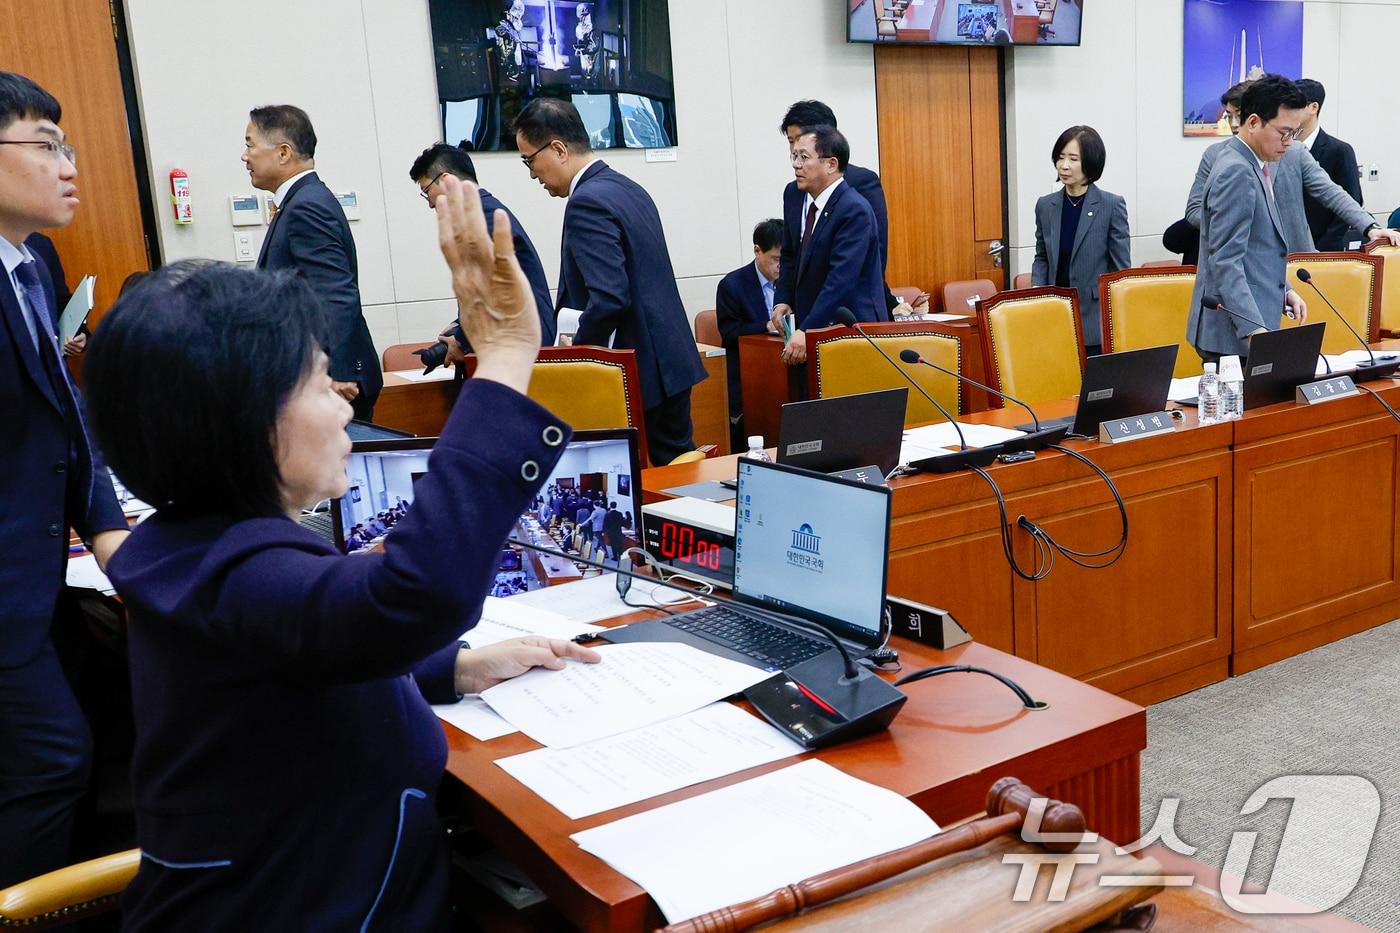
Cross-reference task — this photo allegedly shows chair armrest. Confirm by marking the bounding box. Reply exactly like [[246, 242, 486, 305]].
[[0, 849, 140, 927]]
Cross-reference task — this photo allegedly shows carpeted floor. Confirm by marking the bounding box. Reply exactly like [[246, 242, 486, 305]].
[[1142, 619, 1400, 931]]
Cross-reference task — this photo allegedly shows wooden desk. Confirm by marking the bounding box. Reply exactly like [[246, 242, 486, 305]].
[[373, 344, 730, 455], [443, 637, 1144, 932], [738, 333, 804, 446]]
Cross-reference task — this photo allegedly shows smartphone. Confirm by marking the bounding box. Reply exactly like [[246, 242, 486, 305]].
[[998, 450, 1035, 464]]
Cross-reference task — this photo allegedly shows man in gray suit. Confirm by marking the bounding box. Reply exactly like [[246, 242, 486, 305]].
[[1187, 76, 1310, 363]]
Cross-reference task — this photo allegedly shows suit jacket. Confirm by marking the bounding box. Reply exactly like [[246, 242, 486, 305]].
[[783, 162, 896, 309], [106, 379, 567, 930], [0, 248, 126, 667], [1187, 136, 1291, 357], [1304, 128, 1364, 251], [558, 161, 705, 406], [1186, 140, 1373, 253], [480, 188, 556, 344], [23, 233, 72, 322], [258, 172, 383, 405], [1030, 184, 1130, 347], [715, 262, 771, 408], [774, 179, 889, 330]]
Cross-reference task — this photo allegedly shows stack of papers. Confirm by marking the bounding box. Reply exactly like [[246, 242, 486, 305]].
[[1317, 349, 1398, 375], [901, 421, 1025, 462], [507, 572, 706, 624], [1168, 377, 1200, 403], [389, 367, 455, 383], [571, 760, 941, 923], [433, 697, 517, 741], [462, 596, 603, 648], [65, 554, 115, 595]]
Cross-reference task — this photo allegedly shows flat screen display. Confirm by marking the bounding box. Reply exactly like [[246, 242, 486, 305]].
[[429, 0, 678, 151], [848, 0, 1083, 48]]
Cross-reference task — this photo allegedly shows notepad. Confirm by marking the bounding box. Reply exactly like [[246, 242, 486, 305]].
[[57, 275, 94, 343]]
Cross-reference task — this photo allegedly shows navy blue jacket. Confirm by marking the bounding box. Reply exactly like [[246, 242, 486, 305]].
[[715, 262, 771, 405], [558, 161, 705, 407], [775, 179, 889, 330], [23, 233, 72, 319], [106, 379, 568, 930], [1303, 128, 1365, 252], [480, 188, 556, 344], [782, 163, 894, 308], [1, 248, 126, 668], [258, 172, 383, 406]]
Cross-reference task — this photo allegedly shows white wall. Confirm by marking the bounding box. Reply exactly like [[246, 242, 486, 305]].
[[123, 0, 879, 358], [1003, 0, 1400, 278]]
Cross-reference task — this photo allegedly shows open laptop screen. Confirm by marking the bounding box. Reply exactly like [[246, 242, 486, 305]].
[[732, 459, 891, 646]]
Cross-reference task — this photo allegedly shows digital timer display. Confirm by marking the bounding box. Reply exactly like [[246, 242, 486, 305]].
[[642, 516, 735, 584]]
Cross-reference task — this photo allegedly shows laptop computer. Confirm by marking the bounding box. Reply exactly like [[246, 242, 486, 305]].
[[606, 458, 892, 674], [346, 420, 416, 442], [1016, 344, 1178, 437], [1243, 322, 1326, 410], [777, 388, 908, 477]]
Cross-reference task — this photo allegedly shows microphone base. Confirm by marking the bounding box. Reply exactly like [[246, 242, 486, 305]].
[[906, 446, 1003, 474], [1345, 358, 1400, 383], [744, 658, 907, 749], [1000, 425, 1070, 454]]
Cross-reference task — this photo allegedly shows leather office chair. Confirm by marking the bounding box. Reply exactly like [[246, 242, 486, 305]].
[[1012, 272, 1032, 290], [890, 285, 925, 307], [1363, 242, 1400, 337], [1139, 259, 1183, 269], [381, 341, 436, 372], [1283, 252, 1383, 354], [942, 279, 997, 316], [1099, 266, 1202, 378], [0, 848, 139, 929], [977, 286, 1085, 408], [693, 309, 722, 347], [806, 322, 965, 426]]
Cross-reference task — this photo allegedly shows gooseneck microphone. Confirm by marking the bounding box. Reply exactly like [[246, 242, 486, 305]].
[[1296, 268, 1400, 382], [898, 349, 1069, 451], [835, 308, 1002, 472]]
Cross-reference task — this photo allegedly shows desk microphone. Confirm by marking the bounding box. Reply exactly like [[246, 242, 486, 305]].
[[1296, 268, 1400, 382], [897, 349, 1068, 451], [835, 307, 1002, 472], [1203, 299, 1330, 374], [505, 534, 907, 748]]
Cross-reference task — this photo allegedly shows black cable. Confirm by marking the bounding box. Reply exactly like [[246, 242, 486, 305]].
[[894, 664, 1047, 710], [969, 465, 1054, 581], [1357, 383, 1400, 425], [1016, 444, 1129, 569]]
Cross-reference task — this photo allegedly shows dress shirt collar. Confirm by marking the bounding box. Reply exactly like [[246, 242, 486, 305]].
[[754, 259, 775, 291], [803, 175, 844, 217], [272, 169, 316, 208], [1298, 126, 1319, 151], [0, 233, 33, 281], [568, 157, 599, 198]]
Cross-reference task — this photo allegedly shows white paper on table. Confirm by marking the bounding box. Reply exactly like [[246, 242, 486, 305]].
[[480, 642, 769, 749], [65, 554, 115, 595], [496, 702, 802, 819], [1168, 377, 1200, 402], [389, 366, 456, 383], [1317, 349, 1395, 375], [508, 572, 706, 625], [434, 696, 518, 741], [570, 760, 941, 923], [902, 421, 1025, 452], [917, 312, 968, 322], [464, 596, 604, 648]]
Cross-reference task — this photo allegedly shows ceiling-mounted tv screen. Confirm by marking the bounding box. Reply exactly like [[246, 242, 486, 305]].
[[848, 0, 1083, 47], [429, 0, 678, 152]]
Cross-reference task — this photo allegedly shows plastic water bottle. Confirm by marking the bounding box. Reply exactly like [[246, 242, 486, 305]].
[[744, 436, 773, 462], [1218, 355, 1244, 421], [1197, 363, 1221, 425]]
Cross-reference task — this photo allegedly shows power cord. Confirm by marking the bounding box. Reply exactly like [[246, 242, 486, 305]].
[[894, 664, 1047, 709], [1357, 383, 1400, 424], [970, 466, 1055, 580]]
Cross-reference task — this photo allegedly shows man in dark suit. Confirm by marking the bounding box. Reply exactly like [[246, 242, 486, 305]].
[[0, 71, 128, 887], [21, 232, 85, 357], [715, 218, 781, 448], [246, 105, 382, 419], [411, 143, 556, 363], [1295, 79, 1366, 251], [603, 500, 626, 560], [515, 98, 705, 466], [771, 126, 889, 366]]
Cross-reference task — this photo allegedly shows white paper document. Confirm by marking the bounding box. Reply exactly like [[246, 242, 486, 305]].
[[496, 702, 802, 819], [1317, 349, 1394, 375], [480, 642, 769, 749], [65, 554, 115, 595], [507, 572, 705, 625], [463, 596, 604, 648], [901, 421, 1026, 457], [915, 312, 969, 322], [57, 275, 95, 343], [570, 759, 941, 923], [1168, 377, 1200, 402], [433, 697, 518, 741], [389, 366, 456, 383]]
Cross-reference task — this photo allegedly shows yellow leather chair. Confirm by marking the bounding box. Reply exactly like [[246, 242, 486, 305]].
[[0, 848, 139, 929], [977, 287, 1084, 408], [381, 341, 435, 372], [1099, 266, 1202, 378], [806, 322, 965, 426], [1363, 242, 1399, 337], [1283, 252, 1383, 353]]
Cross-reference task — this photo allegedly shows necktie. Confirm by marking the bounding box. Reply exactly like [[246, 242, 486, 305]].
[[1261, 163, 1274, 198], [266, 200, 280, 222], [801, 201, 818, 248]]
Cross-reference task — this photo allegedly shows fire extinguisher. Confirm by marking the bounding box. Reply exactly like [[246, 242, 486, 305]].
[[170, 168, 193, 224]]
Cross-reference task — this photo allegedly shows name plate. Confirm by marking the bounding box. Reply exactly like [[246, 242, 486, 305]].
[[1098, 411, 1176, 444], [1295, 375, 1358, 405]]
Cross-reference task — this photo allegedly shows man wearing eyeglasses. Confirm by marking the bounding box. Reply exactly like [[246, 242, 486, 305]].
[[514, 97, 705, 467], [1188, 75, 1312, 364], [0, 71, 128, 887], [410, 143, 555, 366]]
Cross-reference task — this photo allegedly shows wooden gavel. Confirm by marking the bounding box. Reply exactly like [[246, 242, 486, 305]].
[[658, 776, 1087, 933]]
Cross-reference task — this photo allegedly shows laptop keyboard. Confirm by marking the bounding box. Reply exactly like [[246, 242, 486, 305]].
[[669, 606, 831, 669], [298, 511, 336, 542]]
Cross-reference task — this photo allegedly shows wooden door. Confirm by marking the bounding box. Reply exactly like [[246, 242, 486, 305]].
[[0, 0, 151, 330], [875, 46, 1006, 311]]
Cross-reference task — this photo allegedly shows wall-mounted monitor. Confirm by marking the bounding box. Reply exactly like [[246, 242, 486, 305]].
[[429, 0, 678, 152], [848, 0, 1083, 48]]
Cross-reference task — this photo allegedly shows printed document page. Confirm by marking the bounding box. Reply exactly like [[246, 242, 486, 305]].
[[570, 759, 940, 923], [463, 596, 603, 648], [433, 697, 517, 741]]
